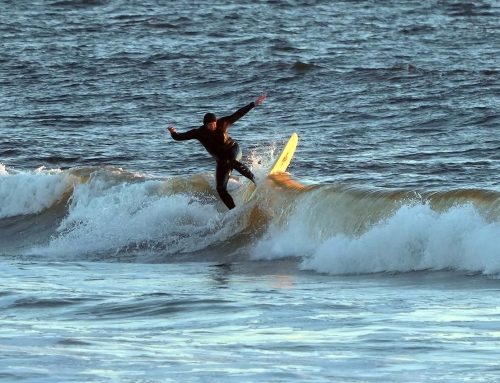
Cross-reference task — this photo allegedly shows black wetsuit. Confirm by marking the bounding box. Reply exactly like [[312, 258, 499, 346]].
[[170, 102, 256, 209]]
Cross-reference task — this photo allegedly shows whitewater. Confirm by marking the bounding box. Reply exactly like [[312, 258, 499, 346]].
[[2, 163, 499, 277]]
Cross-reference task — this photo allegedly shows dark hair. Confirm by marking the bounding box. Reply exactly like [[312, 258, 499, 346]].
[[203, 113, 217, 125]]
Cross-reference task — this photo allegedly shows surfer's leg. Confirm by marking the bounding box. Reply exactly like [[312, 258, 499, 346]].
[[231, 160, 256, 183], [215, 161, 236, 210], [229, 143, 256, 183]]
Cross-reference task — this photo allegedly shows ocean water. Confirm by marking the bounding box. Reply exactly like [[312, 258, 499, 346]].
[[1, 0, 500, 382]]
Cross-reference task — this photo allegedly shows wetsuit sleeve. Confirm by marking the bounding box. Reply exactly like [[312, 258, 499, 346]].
[[170, 128, 198, 141], [221, 102, 255, 127]]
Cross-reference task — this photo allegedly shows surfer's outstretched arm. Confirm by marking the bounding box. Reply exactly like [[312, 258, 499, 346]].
[[167, 126, 198, 141], [221, 94, 267, 127]]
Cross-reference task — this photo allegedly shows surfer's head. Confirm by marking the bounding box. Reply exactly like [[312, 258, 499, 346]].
[[203, 113, 217, 131]]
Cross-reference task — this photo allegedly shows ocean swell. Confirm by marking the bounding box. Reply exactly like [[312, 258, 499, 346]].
[[2, 164, 499, 276], [251, 186, 500, 276]]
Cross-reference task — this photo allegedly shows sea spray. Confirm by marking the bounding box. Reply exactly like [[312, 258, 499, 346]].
[[0, 166, 73, 218], [36, 177, 222, 257], [251, 188, 500, 274]]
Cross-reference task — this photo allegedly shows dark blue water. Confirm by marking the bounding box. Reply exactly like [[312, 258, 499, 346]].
[[2, 0, 499, 186]]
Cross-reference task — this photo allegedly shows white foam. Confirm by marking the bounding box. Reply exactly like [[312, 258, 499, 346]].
[[252, 201, 500, 276], [250, 201, 318, 260], [0, 166, 72, 218], [0, 163, 7, 175], [34, 177, 227, 258]]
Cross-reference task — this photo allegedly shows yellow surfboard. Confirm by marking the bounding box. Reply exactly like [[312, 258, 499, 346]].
[[242, 132, 298, 202], [268, 132, 298, 175]]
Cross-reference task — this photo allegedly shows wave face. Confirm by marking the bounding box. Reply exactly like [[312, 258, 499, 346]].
[[1, 165, 499, 275], [251, 185, 500, 276], [0, 165, 73, 218]]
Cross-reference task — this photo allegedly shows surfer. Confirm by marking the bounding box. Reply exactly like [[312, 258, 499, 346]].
[[167, 94, 266, 210]]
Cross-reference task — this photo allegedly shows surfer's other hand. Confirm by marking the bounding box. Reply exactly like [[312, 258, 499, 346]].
[[255, 94, 266, 106]]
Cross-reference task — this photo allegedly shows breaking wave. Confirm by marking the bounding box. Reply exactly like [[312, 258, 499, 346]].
[[1, 163, 499, 276]]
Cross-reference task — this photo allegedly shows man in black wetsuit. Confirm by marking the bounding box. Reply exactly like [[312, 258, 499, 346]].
[[167, 94, 266, 210]]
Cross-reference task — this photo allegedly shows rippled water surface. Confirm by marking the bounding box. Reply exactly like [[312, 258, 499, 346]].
[[1, 1, 500, 382], [2, 261, 500, 383], [2, 0, 499, 187]]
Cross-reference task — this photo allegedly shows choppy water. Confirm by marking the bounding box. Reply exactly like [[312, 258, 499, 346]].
[[1, 1, 500, 382]]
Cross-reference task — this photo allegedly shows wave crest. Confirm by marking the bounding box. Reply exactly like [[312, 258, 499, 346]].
[[2, 165, 499, 276]]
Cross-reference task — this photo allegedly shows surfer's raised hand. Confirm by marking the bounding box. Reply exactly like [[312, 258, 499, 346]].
[[255, 94, 266, 106]]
